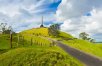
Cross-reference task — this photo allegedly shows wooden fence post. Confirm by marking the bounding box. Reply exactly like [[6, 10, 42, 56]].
[[31, 37, 33, 46], [22, 36, 24, 46], [17, 35, 19, 47], [41, 42, 42, 46], [10, 32, 12, 48]]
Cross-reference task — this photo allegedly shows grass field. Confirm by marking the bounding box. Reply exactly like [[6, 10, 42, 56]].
[[95, 44, 102, 50], [19, 34, 52, 46], [63, 39, 102, 58], [0, 34, 10, 49], [0, 46, 83, 66], [20, 28, 49, 37], [0, 34, 18, 49], [20, 27, 73, 38], [19, 27, 74, 47]]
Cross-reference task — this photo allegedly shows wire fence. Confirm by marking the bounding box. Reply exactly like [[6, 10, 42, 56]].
[[8, 34, 57, 48]]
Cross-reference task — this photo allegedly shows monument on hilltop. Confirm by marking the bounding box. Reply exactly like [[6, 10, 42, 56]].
[[40, 16, 44, 28]]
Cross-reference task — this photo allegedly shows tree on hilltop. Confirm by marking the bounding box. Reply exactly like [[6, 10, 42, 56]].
[[48, 24, 60, 37]]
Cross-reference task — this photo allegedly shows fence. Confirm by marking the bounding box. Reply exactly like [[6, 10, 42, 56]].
[[9, 34, 56, 48]]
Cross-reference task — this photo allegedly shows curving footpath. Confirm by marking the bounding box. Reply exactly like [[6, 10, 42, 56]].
[[57, 41, 102, 66]]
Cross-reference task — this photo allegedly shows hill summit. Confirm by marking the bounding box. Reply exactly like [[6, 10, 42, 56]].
[[20, 27, 73, 39]]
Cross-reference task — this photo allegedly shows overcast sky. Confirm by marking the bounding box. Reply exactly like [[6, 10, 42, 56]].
[[0, 0, 102, 41]]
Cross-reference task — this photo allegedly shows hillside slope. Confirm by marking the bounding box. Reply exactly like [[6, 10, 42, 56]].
[[0, 47, 83, 66], [63, 39, 102, 58], [0, 28, 84, 66], [20, 27, 102, 58], [0, 34, 18, 49], [20, 27, 73, 38], [1, 27, 102, 66], [21, 28, 49, 37]]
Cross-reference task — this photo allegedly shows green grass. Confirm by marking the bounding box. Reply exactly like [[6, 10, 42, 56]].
[[20, 27, 49, 37], [19, 34, 52, 46], [0, 34, 22, 49], [19, 27, 73, 47], [59, 31, 73, 38], [63, 39, 102, 58], [95, 44, 102, 50], [0, 46, 83, 66], [21, 27, 73, 38], [0, 34, 11, 49], [0, 49, 9, 54]]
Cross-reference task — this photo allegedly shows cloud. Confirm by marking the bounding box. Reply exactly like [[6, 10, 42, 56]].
[[0, 0, 61, 32], [56, 0, 102, 41]]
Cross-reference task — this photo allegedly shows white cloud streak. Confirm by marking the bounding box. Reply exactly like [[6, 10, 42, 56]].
[[0, 0, 57, 32]]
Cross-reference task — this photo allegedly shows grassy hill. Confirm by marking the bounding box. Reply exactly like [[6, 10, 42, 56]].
[[20, 27, 73, 38], [63, 39, 102, 58], [0, 34, 10, 49], [20, 28, 49, 37], [0, 27, 83, 66], [95, 44, 102, 50], [20, 27, 102, 58], [0, 47, 83, 66], [0, 27, 102, 66], [19, 27, 73, 47], [0, 34, 18, 49]]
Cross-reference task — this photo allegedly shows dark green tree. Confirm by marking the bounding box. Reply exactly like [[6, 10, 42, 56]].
[[79, 32, 95, 43], [79, 32, 89, 40], [90, 39, 95, 43], [48, 24, 60, 37]]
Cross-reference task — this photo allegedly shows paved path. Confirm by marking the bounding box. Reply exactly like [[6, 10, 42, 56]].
[[57, 41, 102, 66]]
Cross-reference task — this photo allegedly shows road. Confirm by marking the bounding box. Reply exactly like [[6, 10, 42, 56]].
[[57, 41, 102, 66]]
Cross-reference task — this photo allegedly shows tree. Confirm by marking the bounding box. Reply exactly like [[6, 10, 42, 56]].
[[0, 23, 14, 34], [90, 39, 95, 43], [0, 23, 7, 33], [48, 24, 60, 37], [79, 32, 89, 40], [79, 32, 95, 43]]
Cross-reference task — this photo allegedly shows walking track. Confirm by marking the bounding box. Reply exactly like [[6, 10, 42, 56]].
[[57, 41, 102, 66]]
